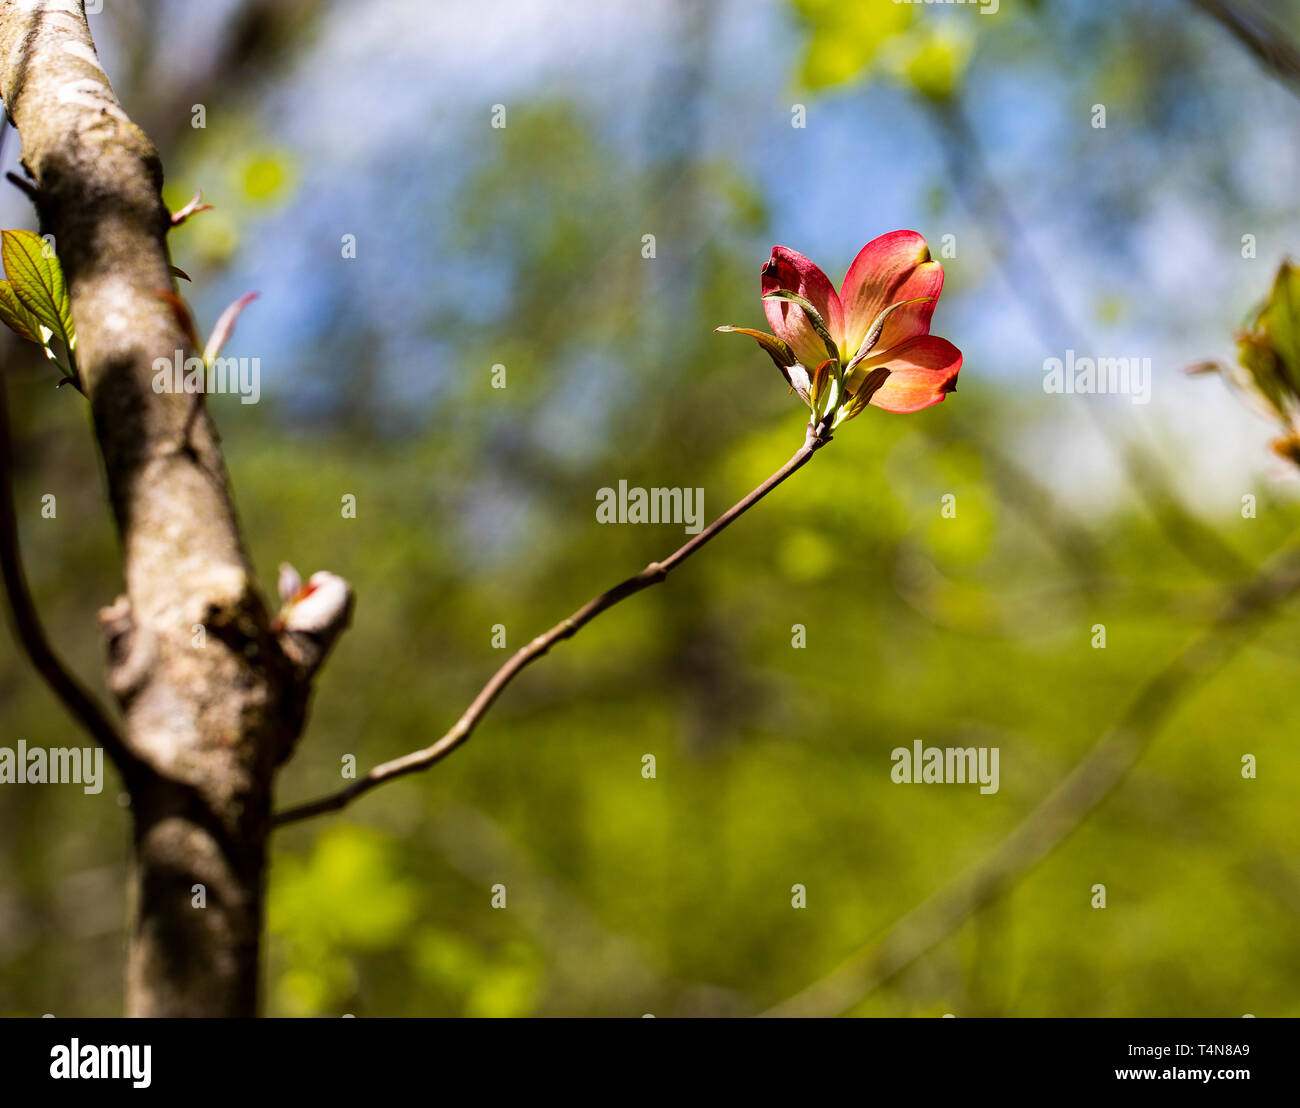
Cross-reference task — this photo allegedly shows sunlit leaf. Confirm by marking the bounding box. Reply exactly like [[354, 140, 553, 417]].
[[0, 278, 47, 344], [714, 325, 796, 367], [762, 288, 839, 363], [1255, 261, 1300, 395], [0, 229, 74, 351], [846, 296, 936, 373], [1223, 261, 1300, 426]]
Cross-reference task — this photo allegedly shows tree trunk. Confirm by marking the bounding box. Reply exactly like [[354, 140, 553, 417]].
[[0, 0, 292, 1016]]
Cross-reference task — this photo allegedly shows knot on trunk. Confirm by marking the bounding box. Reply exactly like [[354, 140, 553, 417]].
[[270, 565, 355, 764], [100, 594, 154, 704]]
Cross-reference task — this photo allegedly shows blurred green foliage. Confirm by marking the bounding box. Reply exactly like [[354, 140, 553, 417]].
[[789, 0, 983, 100]]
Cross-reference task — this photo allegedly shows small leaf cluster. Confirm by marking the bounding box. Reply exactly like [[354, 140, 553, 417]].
[[1194, 261, 1300, 467], [0, 229, 78, 389]]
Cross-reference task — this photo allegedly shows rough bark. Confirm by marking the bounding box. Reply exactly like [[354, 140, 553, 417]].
[[0, 0, 286, 1016]]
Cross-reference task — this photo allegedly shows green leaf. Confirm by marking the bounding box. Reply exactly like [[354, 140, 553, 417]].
[[1, 229, 74, 352], [1232, 260, 1300, 422], [811, 358, 841, 420], [0, 278, 49, 345], [835, 365, 893, 426], [761, 288, 840, 364], [1235, 336, 1290, 420], [1256, 261, 1300, 395], [846, 296, 936, 374], [714, 325, 796, 367]]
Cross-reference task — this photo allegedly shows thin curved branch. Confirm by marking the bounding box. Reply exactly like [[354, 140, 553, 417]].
[[0, 372, 134, 776], [273, 422, 832, 827], [765, 540, 1300, 1017], [927, 99, 1255, 581], [1190, 0, 1300, 97]]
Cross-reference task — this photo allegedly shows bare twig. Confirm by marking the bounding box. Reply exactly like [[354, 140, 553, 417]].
[[4, 169, 38, 205], [0, 374, 134, 776], [1190, 0, 1300, 97], [273, 421, 833, 826], [765, 540, 1300, 1017]]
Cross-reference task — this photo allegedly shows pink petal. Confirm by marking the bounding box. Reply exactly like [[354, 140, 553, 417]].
[[855, 335, 962, 414], [761, 246, 844, 367], [840, 231, 943, 357]]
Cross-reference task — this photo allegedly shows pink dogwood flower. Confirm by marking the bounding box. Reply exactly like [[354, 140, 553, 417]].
[[717, 230, 962, 426]]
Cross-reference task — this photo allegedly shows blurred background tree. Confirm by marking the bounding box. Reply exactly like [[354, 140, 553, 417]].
[[1, 0, 1298, 1016]]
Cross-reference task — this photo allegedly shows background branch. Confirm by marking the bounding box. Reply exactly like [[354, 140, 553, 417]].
[[0, 373, 133, 776], [928, 99, 1253, 581], [1190, 0, 1300, 97], [765, 540, 1300, 1017]]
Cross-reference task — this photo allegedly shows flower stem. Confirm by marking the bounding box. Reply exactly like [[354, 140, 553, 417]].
[[273, 420, 834, 826]]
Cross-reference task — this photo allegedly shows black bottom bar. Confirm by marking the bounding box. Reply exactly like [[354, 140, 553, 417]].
[[0, 1016, 1291, 1097]]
